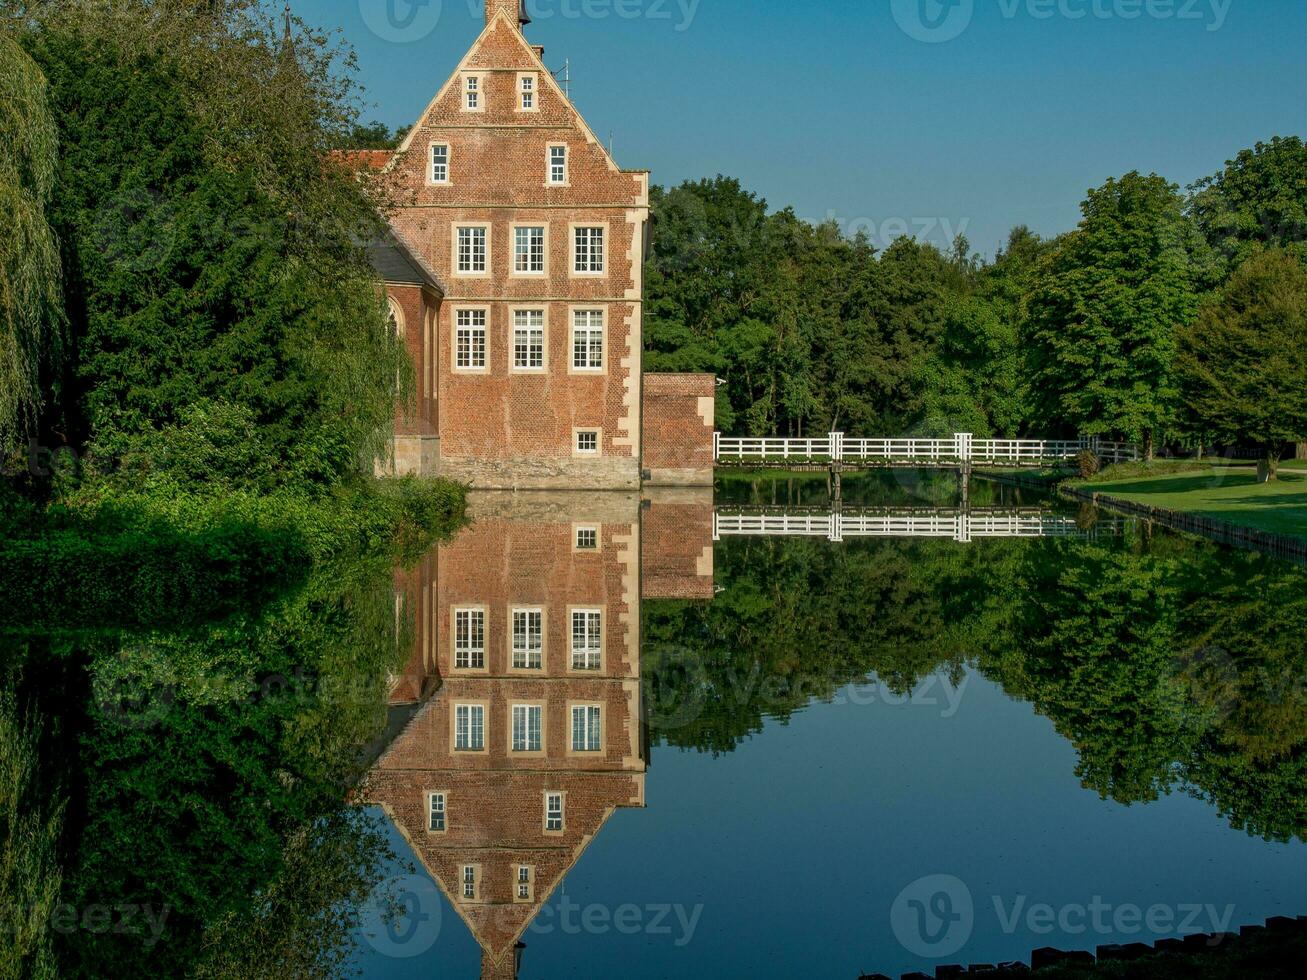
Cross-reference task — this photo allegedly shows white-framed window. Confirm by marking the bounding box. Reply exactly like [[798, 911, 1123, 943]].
[[512, 310, 545, 371], [575, 526, 598, 550], [461, 864, 478, 900], [464, 74, 481, 111], [548, 145, 568, 185], [573, 226, 605, 274], [575, 430, 599, 455], [571, 609, 602, 669], [571, 705, 602, 752], [545, 792, 564, 832], [427, 792, 446, 832], [515, 865, 534, 901], [454, 704, 485, 751], [453, 607, 485, 668], [519, 73, 536, 111], [511, 704, 543, 753], [513, 225, 545, 275], [454, 310, 487, 371], [430, 143, 449, 184], [571, 309, 604, 371], [456, 226, 487, 274], [512, 608, 543, 669]]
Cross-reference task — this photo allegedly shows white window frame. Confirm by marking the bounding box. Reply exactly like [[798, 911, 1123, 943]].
[[570, 308, 605, 373], [463, 73, 483, 112], [426, 791, 447, 833], [570, 703, 603, 753], [570, 608, 603, 671], [517, 72, 538, 112], [452, 308, 489, 374], [547, 144, 568, 186], [514, 865, 535, 903], [453, 703, 486, 752], [510, 308, 546, 373], [454, 224, 489, 277], [511, 224, 547, 277], [429, 143, 450, 185], [544, 791, 565, 833], [574, 429, 601, 457], [461, 864, 481, 901], [452, 606, 486, 670], [511, 606, 544, 669], [572, 225, 606, 276], [510, 703, 544, 754], [574, 525, 599, 551]]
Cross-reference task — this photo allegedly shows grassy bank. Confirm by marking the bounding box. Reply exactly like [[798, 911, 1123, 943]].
[[0, 477, 466, 630], [1068, 462, 1307, 539]]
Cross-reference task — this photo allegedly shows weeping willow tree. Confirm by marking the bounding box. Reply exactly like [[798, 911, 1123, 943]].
[[0, 32, 63, 457], [0, 692, 63, 980]]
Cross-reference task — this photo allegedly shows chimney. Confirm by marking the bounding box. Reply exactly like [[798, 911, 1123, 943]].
[[486, 1, 530, 27]]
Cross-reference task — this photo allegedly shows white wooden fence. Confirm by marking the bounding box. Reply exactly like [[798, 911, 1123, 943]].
[[713, 432, 1138, 468], [712, 507, 1125, 543]]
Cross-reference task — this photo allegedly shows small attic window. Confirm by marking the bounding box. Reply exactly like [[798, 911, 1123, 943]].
[[464, 75, 481, 111], [519, 73, 536, 111]]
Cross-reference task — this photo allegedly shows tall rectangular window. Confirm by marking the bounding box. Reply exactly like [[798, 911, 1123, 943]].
[[571, 705, 602, 752], [519, 74, 535, 110], [545, 792, 564, 832], [454, 608, 485, 668], [455, 310, 487, 371], [571, 610, 602, 670], [548, 145, 568, 185], [512, 608, 543, 668], [462, 865, 477, 899], [573, 226, 605, 274], [427, 792, 446, 832], [511, 704, 542, 753], [456, 226, 486, 274], [454, 704, 484, 751], [514, 226, 545, 274], [571, 310, 604, 370], [511, 311, 545, 371], [464, 75, 479, 110], [430, 144, 449, 183], [516, 866, 533, 900]]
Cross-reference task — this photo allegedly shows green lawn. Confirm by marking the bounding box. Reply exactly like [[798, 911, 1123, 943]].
[[1080, 466, 1307, 538]]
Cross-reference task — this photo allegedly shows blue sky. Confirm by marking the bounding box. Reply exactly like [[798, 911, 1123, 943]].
[[306, 1, 1307, 255]]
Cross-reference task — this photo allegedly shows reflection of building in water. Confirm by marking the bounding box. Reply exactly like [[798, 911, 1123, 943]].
[[367, 490, 712, 978]]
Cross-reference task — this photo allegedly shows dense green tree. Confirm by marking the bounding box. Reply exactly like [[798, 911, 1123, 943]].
[[0, 34, 63, 458], [1189, 136, 1307, 269], [1024, 173, 1216, 456], [1177, 248, 1307, 477], [18, 0, 411, 485]]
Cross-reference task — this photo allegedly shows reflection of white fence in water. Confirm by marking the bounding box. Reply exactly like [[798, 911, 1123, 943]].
[[712, 507, 1124, 543], [713, 432, 1138, 468]]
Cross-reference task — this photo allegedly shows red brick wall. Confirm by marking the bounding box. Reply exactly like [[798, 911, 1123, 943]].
[[642, 491, 716, 600], [382, 15, 647, 483], [642, 373, 716, 485]]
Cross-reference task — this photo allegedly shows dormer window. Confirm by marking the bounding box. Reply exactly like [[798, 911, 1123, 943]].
[[464, 74, 481, 111], [519, 73, 536, 111]]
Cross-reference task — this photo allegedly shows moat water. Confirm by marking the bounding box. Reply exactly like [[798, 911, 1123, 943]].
[[5, 471, 1306, 977]]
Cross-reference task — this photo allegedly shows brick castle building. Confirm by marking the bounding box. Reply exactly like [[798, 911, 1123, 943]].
[[366, 491, 714, 978], [357, 1, 714, 489]]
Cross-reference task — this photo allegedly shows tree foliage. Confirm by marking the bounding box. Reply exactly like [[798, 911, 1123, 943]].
[[0, 33, 63, 457], [1178, 248, 1307, 472]]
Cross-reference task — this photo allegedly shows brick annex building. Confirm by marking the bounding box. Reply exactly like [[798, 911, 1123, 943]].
[[358, 1, 714, 489]]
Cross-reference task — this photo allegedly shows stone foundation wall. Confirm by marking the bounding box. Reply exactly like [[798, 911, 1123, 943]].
[[439, 454, 640, 490]]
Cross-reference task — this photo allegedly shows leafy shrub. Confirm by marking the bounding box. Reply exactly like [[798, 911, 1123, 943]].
[[1077, 449, 1102, 479]]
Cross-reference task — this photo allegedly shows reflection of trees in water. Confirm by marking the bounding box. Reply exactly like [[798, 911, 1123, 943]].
[[0, 558, 412, 976], [643, 528, 1307, 842]]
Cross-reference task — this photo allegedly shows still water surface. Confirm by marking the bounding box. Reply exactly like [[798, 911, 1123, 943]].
[[351, 473, 1307, 979], [5, 472, 1305, 978]]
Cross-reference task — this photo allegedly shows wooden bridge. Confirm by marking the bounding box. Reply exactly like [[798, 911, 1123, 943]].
[[713, 433, 1138, 469], [712, 506, 1126, 543]]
